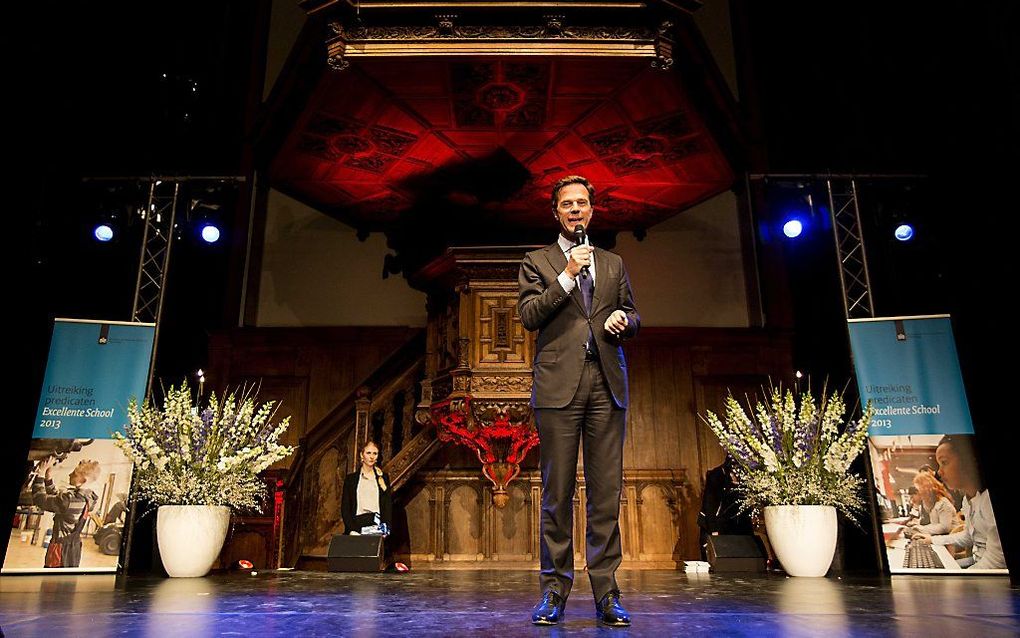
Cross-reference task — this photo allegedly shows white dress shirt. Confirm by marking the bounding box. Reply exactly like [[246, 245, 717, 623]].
[[356, 471, 381, 516], [556, 234, 595, 294]]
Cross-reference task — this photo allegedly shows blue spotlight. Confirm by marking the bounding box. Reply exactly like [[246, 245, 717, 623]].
[[894, 224, 914, 241], [94, 224, 114, 242], [200, 224, 221, 244], [783, 219, 803, 239]]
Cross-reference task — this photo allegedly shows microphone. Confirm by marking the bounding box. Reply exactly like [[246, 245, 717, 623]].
[[573, 224, 590, 279]]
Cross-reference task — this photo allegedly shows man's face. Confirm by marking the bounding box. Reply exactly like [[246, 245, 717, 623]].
[[555, 183, 593, 239]]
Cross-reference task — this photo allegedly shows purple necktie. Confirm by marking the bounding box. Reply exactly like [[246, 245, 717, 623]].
[[579, 269, 593, 314], [579, 267, 595, 353]]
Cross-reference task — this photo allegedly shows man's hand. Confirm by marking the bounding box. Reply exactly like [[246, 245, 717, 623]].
[[913, 532, 933, 545], [604, 310, 629, 336], [565, 245, 593, 278]]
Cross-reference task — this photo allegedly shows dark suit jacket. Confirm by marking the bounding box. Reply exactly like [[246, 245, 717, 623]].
[[518, 242, 640, 409], [341, 469, 392, 533]]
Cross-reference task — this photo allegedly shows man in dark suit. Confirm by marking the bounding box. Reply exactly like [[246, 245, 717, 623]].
[[697, 455, 753, 560], [518, 175, 640, 626]]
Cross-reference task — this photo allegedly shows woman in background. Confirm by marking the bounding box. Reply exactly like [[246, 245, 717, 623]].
[[341, 441, 392, 535]]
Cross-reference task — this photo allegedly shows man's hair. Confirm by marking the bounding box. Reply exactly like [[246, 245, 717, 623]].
[[550, 175, 595, 211]]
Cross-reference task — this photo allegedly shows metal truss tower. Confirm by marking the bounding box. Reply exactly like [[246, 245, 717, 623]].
[[826, 178, 875, 320]]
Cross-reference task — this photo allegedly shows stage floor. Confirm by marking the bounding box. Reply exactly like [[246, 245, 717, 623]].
[[0, 569, 1017, 636]]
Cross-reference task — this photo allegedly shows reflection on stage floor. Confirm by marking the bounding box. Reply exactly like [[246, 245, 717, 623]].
[[0, 569, 1016, 636]]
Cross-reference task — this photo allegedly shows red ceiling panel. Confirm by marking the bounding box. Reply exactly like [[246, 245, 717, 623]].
[[553, 58, 645, 96], [270, 56, 733, 231], [400, 98, 454, 126]]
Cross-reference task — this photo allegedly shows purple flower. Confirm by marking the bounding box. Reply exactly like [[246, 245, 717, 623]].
[[726, 433, 757, 469], [769, 415, 783, 453], [795, 415, 819, 459]]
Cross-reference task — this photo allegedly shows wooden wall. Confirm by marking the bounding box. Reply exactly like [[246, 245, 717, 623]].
[[622, 327, 792, 558], [410, 326, 792, 564], [207, 326, 421, 468], [400, 469, 687, 568], [209, 325, 792, 566]]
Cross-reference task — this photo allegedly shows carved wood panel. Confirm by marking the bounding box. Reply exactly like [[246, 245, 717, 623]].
[[475, 292, 528, 366], [398, 470, 685, 568], [492, 483, 532, 561]]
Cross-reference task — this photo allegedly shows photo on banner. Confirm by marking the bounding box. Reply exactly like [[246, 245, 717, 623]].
[[3, 319, 155, 574], [849, 315, 1007, 575]]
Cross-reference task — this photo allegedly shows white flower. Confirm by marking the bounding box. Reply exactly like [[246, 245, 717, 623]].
[[699, 386, 873, 520], [113, 383, 295, 510]]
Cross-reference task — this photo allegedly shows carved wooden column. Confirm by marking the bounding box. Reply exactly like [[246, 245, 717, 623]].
[[482, 486, 495, 560], [352, 386, 371, 472], [625, 484, 641, 560], [381, 402, 395, 460], [431, 482, 446, 563], [401, 386, 415, 445], [412, 246, 539, 508]]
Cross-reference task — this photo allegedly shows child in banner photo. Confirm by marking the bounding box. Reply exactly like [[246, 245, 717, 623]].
[[909, 470, 960, 536], [33, 456, 100, 568], [914, 434, 1006, 569]]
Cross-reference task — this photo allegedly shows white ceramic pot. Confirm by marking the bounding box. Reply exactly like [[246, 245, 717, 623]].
[[157, 505, 230, 578], [764, 505, 837, 577]]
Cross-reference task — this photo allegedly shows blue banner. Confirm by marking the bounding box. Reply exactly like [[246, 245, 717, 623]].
[[3, 319, 154, 574], [34, 320, 155, 440], [848, 316, 972, 436], [850, 315, 1006, 574]]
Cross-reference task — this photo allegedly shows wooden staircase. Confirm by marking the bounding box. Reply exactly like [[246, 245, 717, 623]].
[[279, 331, 443, 568]]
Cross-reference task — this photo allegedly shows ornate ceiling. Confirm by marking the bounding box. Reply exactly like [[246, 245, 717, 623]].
[[269, 55, 734, 232]]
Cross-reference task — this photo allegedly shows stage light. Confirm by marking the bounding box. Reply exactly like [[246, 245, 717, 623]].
[[894, 224, 914, 241], [200, 224, 220, 243], [190, 199, 224, 245], [94, 224, 114, 242], [783, 219, 804, 238]]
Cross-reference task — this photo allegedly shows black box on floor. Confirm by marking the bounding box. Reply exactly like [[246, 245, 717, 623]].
[[706, 534, 766, 572], [326, 534, 385, 572]]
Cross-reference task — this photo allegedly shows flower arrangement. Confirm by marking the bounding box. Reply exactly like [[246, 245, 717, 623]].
[[702, 384, 875, 518], [114, 384, 295, 511]]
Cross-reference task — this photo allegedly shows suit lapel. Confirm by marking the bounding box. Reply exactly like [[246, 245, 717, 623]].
[[591, 247, 607, 315], [544, 243, 586, 314]]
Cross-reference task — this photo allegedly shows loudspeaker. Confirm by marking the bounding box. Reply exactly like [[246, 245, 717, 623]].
[[326, 534, 385, 572], [706, 534, 766, 572]]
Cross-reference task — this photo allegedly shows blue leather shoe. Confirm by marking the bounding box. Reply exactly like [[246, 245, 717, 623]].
[[531, 590, 566, 625], [595, 590, 631, 626]]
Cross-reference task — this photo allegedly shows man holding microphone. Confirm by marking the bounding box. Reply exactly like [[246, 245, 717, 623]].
[[518, 175, 640, 626]]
